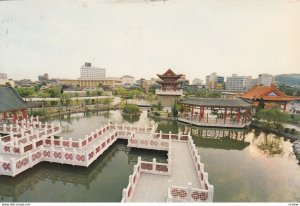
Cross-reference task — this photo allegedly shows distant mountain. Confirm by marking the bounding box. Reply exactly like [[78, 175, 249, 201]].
[[275, 74, 300, 86]]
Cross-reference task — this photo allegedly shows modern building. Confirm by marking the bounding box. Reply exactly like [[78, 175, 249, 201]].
[[38, 73, 49, 82], [80, 62, 106, 80], [205, 72, 224, 90], [192, 78, 203, 86], [156, 69, 183, 108], [0, 73, 7, 80], [0, 73, 15, 87], [58, 77, 122, 89], [258, 73, 274, 86], [121, 75, 135, 85], [226, 74, 252, 92]]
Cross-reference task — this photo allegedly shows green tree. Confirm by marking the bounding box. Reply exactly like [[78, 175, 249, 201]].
[[157, 101, 163, 111], [257, 98, 265, 112], [256, 108, 289, 128], [172, 101, 178, 117], [16, 87, 35, 97], [122, 104, 141, 115]]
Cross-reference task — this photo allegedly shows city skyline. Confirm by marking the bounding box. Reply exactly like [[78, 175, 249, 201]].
[[0, 0, 299, 81]]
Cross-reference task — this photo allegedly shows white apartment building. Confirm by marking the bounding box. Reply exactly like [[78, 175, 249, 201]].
[[121, 75, 135, 85], [0, 73, 15, 87], [80, 62, 106, 80], [0, 73, 7, 80], [205, 72, 218, 87], [226, 74, 252, 92], [258, 73, 274, 86], [192, 78, 203, 85]]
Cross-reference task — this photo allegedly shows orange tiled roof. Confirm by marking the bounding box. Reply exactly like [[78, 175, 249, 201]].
[[241, 84, 300, 101]]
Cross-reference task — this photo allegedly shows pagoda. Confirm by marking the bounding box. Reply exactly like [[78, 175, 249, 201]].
[[156, 69, 183, 108]]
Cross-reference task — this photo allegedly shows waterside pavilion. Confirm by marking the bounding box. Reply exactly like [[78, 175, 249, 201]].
[[240, 84, 300, 112], [0, 86, 29, 124], [179, 97, 253, 128]]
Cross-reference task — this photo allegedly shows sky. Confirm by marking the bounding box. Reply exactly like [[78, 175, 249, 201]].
[[0, 0, 299, 82]]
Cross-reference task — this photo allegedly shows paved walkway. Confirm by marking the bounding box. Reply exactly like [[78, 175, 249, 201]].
[[131, 141, 201, 202]]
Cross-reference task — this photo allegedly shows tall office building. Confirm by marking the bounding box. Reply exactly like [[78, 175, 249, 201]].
[[0, 73, 7, 80], [80, 62, 106, 80], [205, 72, 224, 90], [258, 73, 274, 86], [226, 74, 252, 92]]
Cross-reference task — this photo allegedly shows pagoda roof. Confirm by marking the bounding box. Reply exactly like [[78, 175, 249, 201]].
[[0, 86, 29, 112], [240, 84, 300, 102], [181, 97, 252, 108], [157, 69, 182, 80], [156, 80, 183, 84]]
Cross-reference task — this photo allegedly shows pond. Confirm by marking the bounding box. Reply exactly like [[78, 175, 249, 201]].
[[0, 110, 299, 202]]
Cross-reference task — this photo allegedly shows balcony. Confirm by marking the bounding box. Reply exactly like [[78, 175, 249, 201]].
[[155, 89, 183, 96]]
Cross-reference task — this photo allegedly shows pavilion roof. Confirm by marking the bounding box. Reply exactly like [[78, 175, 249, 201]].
[[240, 84, 300, 101], [0, 86, 29, 112], [157, 69, 182, 80], [181, 97, 252, 108]]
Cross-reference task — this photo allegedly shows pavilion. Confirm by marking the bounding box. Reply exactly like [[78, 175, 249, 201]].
[[156, 69, 183, 108], [179, 97, 253, 128], [240, 84, 300, 112], [0, 85, 29, 124]]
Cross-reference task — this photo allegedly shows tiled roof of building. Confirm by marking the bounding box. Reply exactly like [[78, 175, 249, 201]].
[[240, 84, 300, 101], [181, 97, 252, 108], [0, 86, 29, 112], [157, 69, 182, 80]]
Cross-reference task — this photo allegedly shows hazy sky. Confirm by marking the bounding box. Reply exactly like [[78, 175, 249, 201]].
[[0, 0, 299, 81]]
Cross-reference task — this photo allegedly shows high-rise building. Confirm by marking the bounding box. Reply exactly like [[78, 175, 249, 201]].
[[0, 73, 7, 80], [192, 78, 203, 86], [80, 62, 106, 80], [205, 72, 224, 90], [121, 75, 135, 85], [38, 73, 49, 82], [226, 74, 252, 92], [258, 73, 274, 86]]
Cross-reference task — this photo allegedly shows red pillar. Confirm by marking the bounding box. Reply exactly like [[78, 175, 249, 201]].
[[237, 108, 240, 124], [191, 106, 194, 116], [224, 108, 227, 121], [4, 112, 7, 120], [174, 84, 177, 91], [230, 108, 233, 118], [22, 110, 27, 120], [245, 109, 248, 122], [13, 111, 17, 124], [184, 104, 187, 113], [201, 107, 205, 118], [162, 85, 165, 91], [283, 104, 287, 112]]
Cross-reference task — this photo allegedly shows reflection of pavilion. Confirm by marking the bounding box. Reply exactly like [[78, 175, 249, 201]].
[[0, 141, 122, 201], [179, 124, 250, 150]]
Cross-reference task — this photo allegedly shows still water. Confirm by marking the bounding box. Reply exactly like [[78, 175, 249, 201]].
[[0, 110, 299, 202]]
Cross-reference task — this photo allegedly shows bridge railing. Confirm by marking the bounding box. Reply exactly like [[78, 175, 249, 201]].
[[109, 122, 155, 133], [42, 124, 110, 150], [0, 125, 61, 156], [154, 131, 189, 142], [187, 134, 214, 201], [167, 183, 213, 202], [121, 157, 142, 202], [128, 135, 170, 151]]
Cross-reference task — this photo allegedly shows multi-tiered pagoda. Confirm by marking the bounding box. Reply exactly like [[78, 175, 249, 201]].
[[156, 69, 183, 108]]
